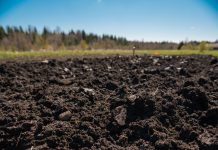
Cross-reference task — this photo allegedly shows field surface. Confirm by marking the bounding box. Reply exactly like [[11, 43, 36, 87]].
[[0, 55, 218, 149]]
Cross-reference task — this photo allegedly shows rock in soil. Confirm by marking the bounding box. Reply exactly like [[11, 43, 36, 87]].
[[59, 111, 72, 121], [114, 106, 127, 126]]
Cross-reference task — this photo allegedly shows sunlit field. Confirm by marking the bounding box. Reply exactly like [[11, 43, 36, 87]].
[[0, 50, 218, 59]]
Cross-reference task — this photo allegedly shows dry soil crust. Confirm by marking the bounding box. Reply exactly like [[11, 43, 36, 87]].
[[0, 55, 218, 150]]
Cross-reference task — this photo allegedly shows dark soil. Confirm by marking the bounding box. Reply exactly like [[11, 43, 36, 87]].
[[0, 55, 218, 150]]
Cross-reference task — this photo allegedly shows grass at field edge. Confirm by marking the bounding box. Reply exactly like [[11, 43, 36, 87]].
[[0, 50, 218, 59]]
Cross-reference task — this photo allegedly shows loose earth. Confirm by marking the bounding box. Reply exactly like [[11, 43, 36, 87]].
[[0, 55, 218, 150]]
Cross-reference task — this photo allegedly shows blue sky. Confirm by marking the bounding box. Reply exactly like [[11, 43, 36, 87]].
[[0, 0, 217, 42]]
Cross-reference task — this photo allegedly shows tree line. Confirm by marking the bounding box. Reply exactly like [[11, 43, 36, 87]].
[[0, 26, 216, 51]]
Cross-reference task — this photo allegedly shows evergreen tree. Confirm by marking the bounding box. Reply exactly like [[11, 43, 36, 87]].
[[177, 42, 184, 50], [42, 27, 49, 48], [0, 26, 6, 40]]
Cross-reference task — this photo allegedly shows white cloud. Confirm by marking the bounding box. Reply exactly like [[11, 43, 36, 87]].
[[190, 26, 196, 30], [189, 26, 198, 30]]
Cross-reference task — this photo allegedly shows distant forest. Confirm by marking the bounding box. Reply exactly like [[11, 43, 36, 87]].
[[0, 26, 217, 51]]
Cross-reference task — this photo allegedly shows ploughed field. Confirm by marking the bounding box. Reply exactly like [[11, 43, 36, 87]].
[[0, 55, 218, 150]]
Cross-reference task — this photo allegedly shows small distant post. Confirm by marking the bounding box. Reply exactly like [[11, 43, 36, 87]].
[[132, 46, 136, 56]]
